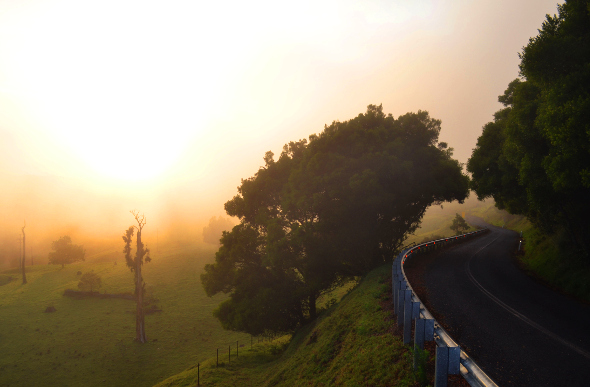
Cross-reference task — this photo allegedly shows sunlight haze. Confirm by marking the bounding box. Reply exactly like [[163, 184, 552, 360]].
[[0, 0, 559, 262]]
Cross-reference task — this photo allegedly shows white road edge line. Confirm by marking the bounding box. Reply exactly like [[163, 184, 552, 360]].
[[465, 235, 590, 360]]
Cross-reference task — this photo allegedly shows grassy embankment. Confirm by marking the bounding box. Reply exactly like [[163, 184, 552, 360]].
[[0, 244, 252, 387], [155, 263, 418, 387]]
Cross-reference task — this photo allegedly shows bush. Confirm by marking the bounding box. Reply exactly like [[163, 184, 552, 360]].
[[77, 272, 102, 293]]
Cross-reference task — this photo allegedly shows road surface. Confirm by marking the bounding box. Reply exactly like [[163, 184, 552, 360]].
[[404, 218, 590, 386]]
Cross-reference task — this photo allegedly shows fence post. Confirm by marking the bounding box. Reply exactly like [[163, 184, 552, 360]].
[[216, 348, 218, 367], [237, 340, 239, 358], [229, 345, 231, 364]]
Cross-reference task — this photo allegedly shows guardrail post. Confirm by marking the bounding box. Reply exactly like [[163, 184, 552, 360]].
[[414, 318, 425, 349], [393, 273, 400, 308], [403, 296, 419, 344], [434, 344, 449, 387], [448, 346, 461, 375], [424, 319, 434, 341], [402, 290, 412, 341], [414, 318, 425, 371], [396, 280, 406, 321]]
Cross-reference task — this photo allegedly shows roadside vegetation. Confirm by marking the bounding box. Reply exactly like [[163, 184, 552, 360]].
[[467, 0, 590, 301]]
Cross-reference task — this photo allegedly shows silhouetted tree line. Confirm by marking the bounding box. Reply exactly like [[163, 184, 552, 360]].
[[468, 0, 590, 256]]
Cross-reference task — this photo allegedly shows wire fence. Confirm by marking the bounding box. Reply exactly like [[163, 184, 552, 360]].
[[194, 333, 281, 385]]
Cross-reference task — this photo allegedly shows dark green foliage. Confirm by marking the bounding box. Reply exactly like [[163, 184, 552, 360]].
[[202, 105, 469, 335], [48, 236, 85, 268], [468, 0, 590, 256], [450, 213, 469, 234]]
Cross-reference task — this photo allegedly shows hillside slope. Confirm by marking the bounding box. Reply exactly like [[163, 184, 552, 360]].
[[155, 264, 418, 387]]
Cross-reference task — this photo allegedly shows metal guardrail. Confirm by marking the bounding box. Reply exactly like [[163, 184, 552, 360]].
[[392, 229, 499, 387]]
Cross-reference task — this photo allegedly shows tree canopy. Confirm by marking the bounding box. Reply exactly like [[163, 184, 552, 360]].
[[202, 105, 469, 335], [467, 0, 590, 255], [48, 236, 85, 268]]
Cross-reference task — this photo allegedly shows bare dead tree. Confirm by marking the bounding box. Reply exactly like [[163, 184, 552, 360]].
[[21, 221, 27, 285], [122, 210, 151, 343]]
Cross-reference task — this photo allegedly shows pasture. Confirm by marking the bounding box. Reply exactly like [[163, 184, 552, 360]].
[[0, 244, 251, 387]]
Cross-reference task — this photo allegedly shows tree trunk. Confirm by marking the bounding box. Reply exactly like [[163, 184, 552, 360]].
[[308, 293, 317, 321], [21, 229, 27, 285], [135, 230, 147, 343]]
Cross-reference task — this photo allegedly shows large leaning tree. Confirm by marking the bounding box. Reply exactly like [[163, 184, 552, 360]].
[[48, 236, 85, 268], [201, 105, 469, 335], [467, 0, 590, 256], [122, 211, 151, 343]]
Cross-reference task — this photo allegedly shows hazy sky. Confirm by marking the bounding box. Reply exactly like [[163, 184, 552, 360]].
[[0, 0, 559, 251]]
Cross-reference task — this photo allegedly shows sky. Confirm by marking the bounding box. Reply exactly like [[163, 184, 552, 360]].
[[0, 0, 560, 259]]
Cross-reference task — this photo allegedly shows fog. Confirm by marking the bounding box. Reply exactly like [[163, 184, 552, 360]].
[[0, 0, 559, 267]]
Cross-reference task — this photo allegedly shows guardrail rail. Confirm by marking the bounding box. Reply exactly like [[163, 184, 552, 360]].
[[392, 229, 499, 387]]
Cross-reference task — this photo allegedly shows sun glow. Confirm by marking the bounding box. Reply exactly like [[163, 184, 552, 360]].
[[1, 0, 235, 182]]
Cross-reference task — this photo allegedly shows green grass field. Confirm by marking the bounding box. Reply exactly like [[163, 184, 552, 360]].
[[4, 195, 583, 387], [0, 244, 251, 387], [155, 263, 417, 387], [1, 248, 417, 387]]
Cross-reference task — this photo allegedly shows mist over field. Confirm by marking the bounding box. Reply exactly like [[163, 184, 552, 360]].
[[0, 172, 236, 268], [2, 1, 579, 386], [0, 0, 559, 271]]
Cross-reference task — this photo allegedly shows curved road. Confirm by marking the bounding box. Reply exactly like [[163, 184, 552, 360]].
[[404, 218, 590, 386]]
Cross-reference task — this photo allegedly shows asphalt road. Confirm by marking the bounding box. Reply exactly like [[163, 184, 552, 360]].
[[404, 218, 590, 387]]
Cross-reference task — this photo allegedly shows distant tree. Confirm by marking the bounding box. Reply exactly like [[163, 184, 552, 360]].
[[202, 216, 235, 245], [122, 210, 151, 343], [21, 222, 27, 284], [450, 213, 469, 234], [78, 272, 102, 293], [48, 236, 85, 268], [202, 105, 469, 335]]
